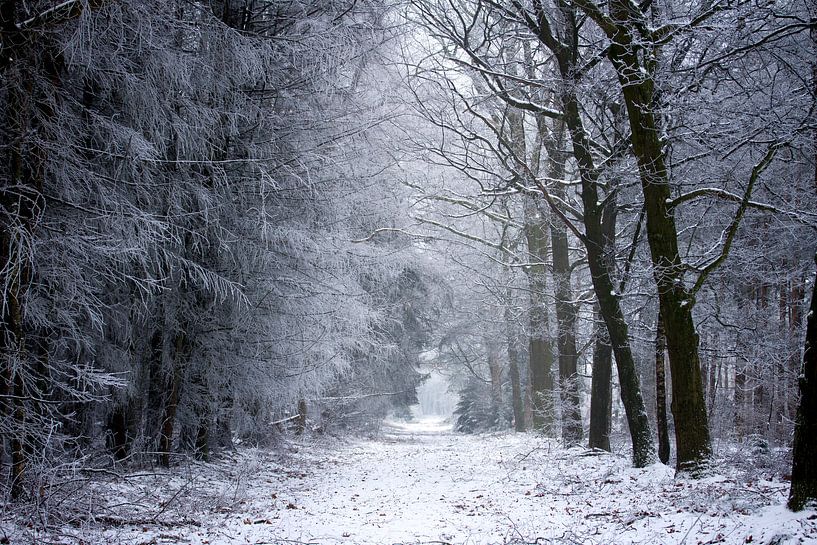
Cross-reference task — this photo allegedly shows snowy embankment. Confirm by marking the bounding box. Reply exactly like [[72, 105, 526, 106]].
[[7, 419, 816, 544]]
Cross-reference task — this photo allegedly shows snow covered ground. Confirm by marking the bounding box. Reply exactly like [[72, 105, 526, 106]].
[[6, 419, 816, 544]]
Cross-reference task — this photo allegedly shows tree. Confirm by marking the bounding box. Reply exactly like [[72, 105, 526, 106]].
[[788, 254, 817, 510], [409, 0, 656, 465]]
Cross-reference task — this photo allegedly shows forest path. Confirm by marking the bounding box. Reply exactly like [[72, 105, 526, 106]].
[[268, 417, 543, 544], [221, 419, 811, 545], [80, 420, 814, 545]]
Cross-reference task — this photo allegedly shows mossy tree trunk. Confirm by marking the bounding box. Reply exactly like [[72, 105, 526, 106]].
[[604, 0, 712, 473], [561, 80, 655, 468]]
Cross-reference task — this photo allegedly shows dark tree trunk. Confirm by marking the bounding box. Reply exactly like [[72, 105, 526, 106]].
[[296, 399, 308, 436], [789, 44, 817, 507], [158, 331, 187, 467], [555, 74, 655, 466], [607, 0, 712, 473], [0, 8, 52, 496], [107, 404, 132, 461], [656, 312, 671, 464], [214, 398, 235, 451], [195, 419, 210, 462], [546, 122, 582, 446], [588, 306, 612, 452], [788, 255, 817, 510], [505, 4, 655, 466]]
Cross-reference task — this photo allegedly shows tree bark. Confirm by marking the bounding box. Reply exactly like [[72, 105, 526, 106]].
[[502, 98, 556, 434], [505, 306, 526, 431], [486, 338, 504, 428], [656, 312, 671, 464], [788, 254, 817, 510], [0, 5, 50, 496], [789, 32, 817, 507], [735, 360, 746, 438], [606, 0, 712, 473], [296, 399, 308, 435], [588, 305, 612, 451], [501, 0, 655, 467], [158, 331, 187, 467], [547, 46, 655, 463], [546, 121, 582, 446], [524, 200, 556, 433]]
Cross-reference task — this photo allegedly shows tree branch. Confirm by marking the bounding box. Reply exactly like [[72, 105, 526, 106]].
[[689, 143, 782, 297]]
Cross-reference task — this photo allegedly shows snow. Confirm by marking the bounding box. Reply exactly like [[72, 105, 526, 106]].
[[7, 424, 816, 544]]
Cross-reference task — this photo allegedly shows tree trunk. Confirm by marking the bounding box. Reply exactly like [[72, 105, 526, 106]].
[[656, 312, 671, 464], [486, 338, 504, 428], [607, 0, 712, 473], [214, 397, 235, 451], [524, 197, 555, 433], [537, 33, 655, 463], [789, 36, 817, 507], [503, 100, 556, 435], [296, 399, 308, 435], [546, 121, 582, 446], [0, 15, 49, 496], [560, 85, 655, 467], [107, 403, 135, 461], [195, 418, 210, 462], [735, 360, 747, 438], [588, 305, 612, 451], [158, 331, 187, 467], [505, 306, 526, 431], [503, 4, 657, 466], [788, 254, 817, 510]]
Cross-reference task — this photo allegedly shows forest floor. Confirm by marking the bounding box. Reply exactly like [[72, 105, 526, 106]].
[[4, 418, 817, 545]]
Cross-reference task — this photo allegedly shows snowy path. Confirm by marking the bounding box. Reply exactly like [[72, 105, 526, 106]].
[[189, 418, 813, 545], [41, 418, 817, 545], [269, 418, 549, 544]]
